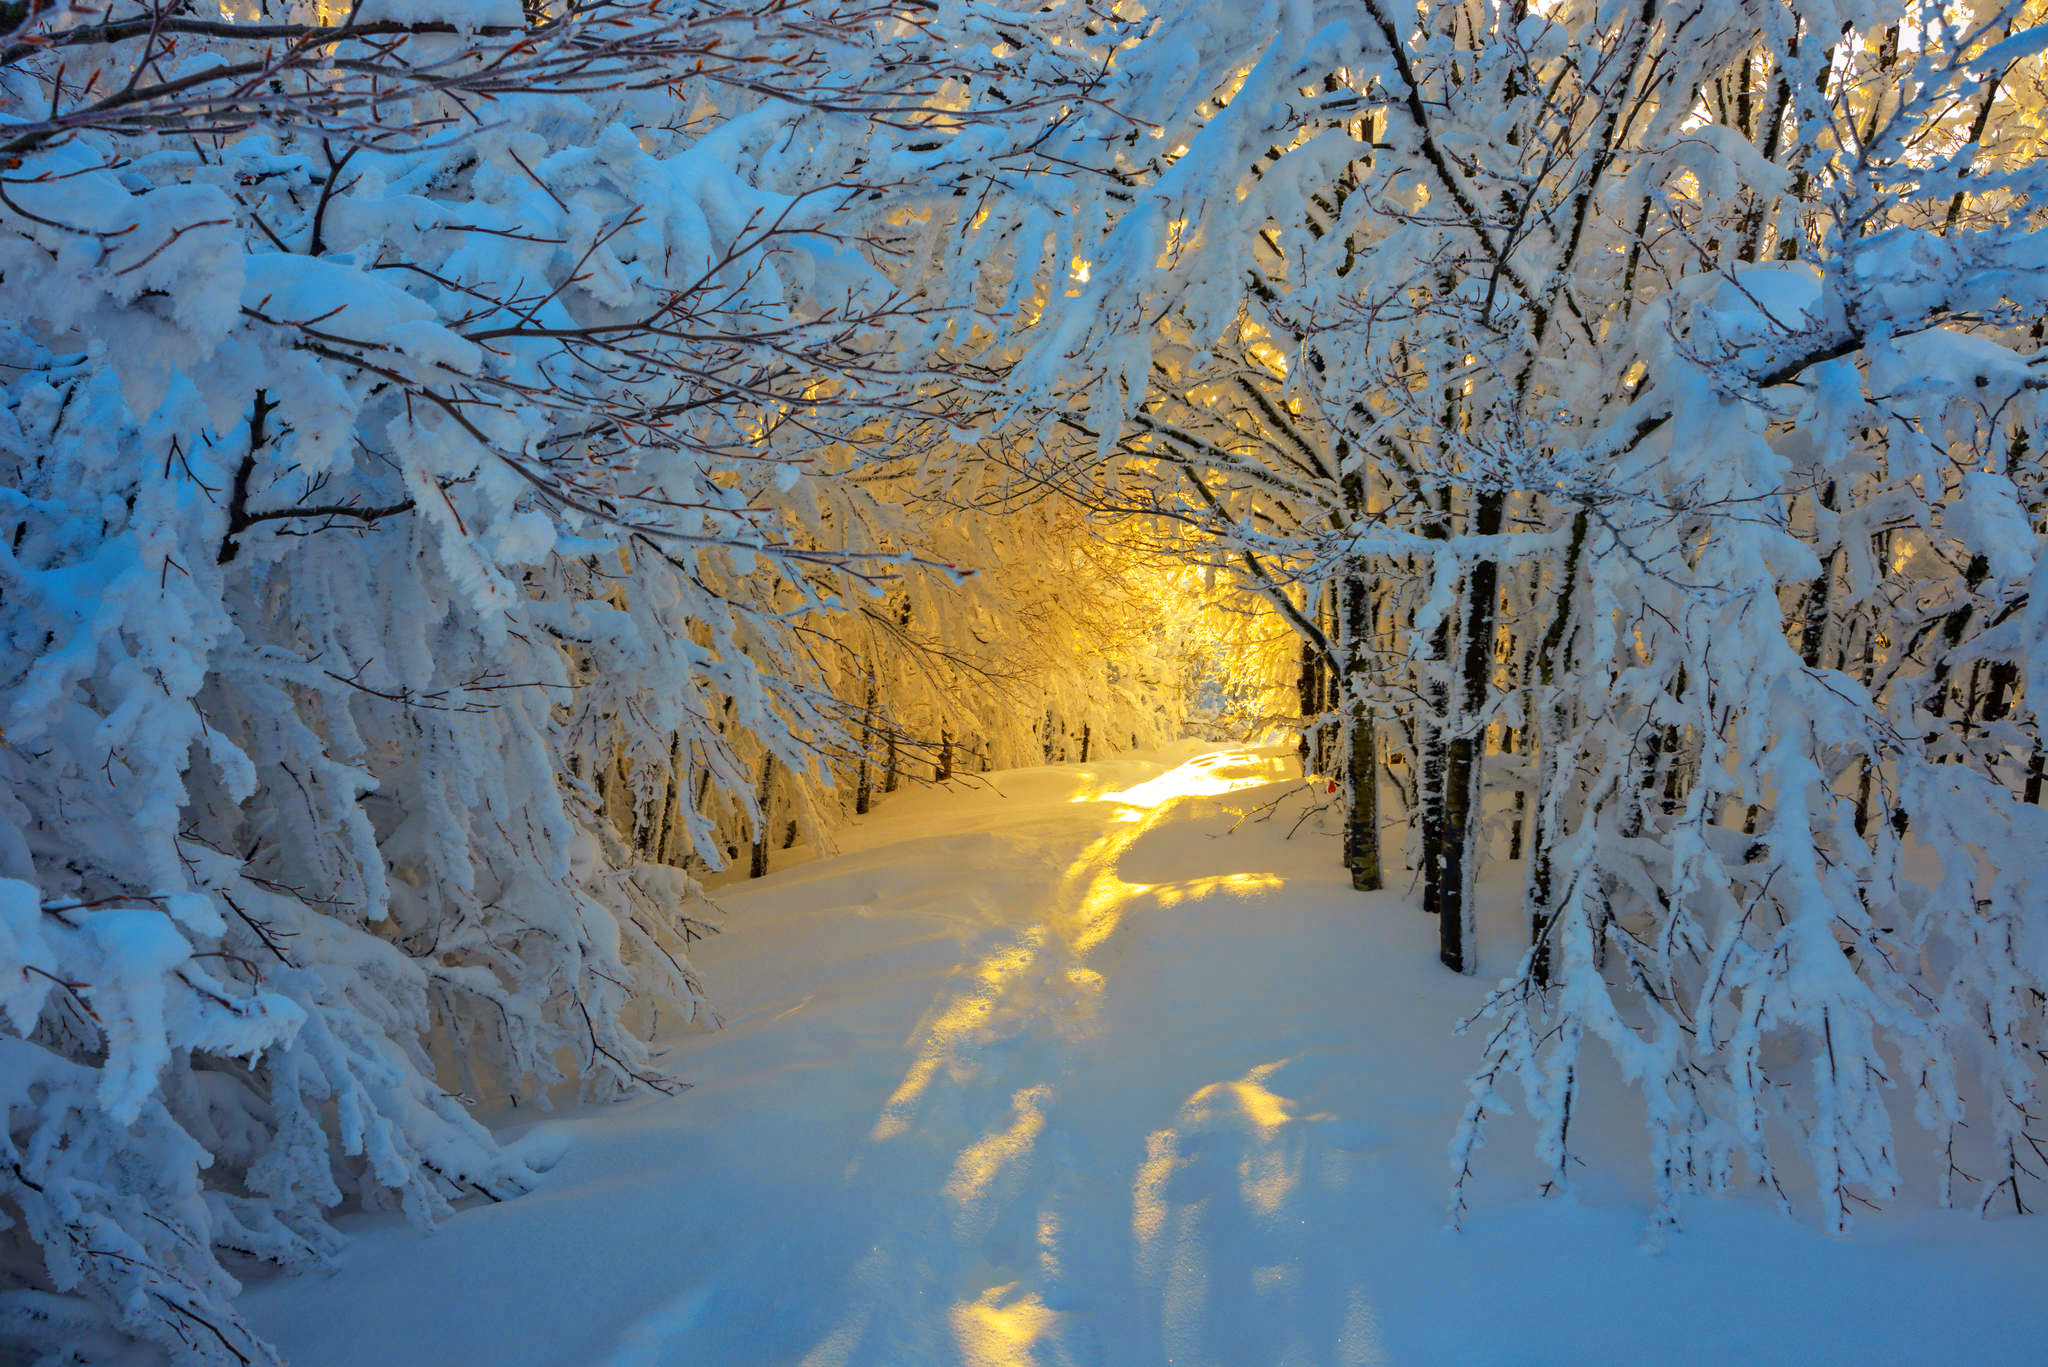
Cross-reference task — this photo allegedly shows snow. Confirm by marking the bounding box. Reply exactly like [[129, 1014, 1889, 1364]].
[[239, 745, 2048, 1367]]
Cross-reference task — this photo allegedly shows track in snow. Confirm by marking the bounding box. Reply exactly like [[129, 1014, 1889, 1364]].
[[243, 745, 2048, 1367]]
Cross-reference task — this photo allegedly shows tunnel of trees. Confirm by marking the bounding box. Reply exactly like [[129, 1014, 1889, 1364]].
[[3, 0, 2047, 1359]]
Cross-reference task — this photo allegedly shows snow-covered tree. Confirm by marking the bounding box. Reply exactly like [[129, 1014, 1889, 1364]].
[[987, 0, 2048, 1230], [0, 1, 1202, 1359]]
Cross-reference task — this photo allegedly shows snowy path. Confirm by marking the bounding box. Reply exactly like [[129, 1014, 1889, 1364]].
[[243, 745, 2048, 1367]]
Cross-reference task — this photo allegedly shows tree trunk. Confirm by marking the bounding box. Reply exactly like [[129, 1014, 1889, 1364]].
[[1438, 490, 1505, 975], [854, 682, 877, 815], [1795, 483, 1841, 674], [1419, 489, 1455, 921], [1527, 507, 1588, 987], [1437, 734, 1477, 972], [750, 752, 777, 879], [1316, 582, 1340, 776], [1505, 725, 1526, 862], [656, 735, 689, 864], [1341, 570, 1382, 891], [1297, 620, 1323, 774]]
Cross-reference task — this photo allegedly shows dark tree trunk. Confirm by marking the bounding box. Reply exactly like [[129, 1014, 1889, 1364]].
[[1437, 738, 1476, 970], [652, 735, 689, 864], [1438, 490, 1505, 975], [1798, 483, 1839, 671], [1316, 582, 1340, 776], [854, 682, 877, 815], [1297, 621, 1323, 774], [1527, 507, 1588, 987], [1419, 489, 1455, 922], [1504, 725, 1526, 862], [750, 752, 777, 879], [1418, 704, 1447, 904], [1341, 570, 1382, 891]]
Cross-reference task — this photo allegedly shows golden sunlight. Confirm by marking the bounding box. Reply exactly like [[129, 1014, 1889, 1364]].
[[950, 1284, 1057, 1367], [946, 1085, 1052, 1223]]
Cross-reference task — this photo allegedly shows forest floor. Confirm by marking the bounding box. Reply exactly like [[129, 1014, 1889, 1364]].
[[242, 744, 2048, 1366]]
